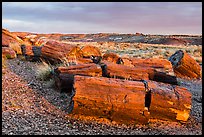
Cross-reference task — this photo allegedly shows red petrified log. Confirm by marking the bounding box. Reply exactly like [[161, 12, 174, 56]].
[[169, 50, 201, 79], [121, 57, 174, 75], [41, 40, 83, 63], [53, 63, 102, 92], [148, 81, 192, 122], [70, 75, 191, 124], [71, 75, 150, 125], [101, 61, 177, 85], [101, 61, 152, 80], [102, 52, 121, 64]]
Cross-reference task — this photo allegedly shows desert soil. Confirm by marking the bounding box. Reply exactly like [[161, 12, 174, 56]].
[[2, 56, 202, 135]]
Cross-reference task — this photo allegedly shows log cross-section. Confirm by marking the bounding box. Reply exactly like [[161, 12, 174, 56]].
[[169, 50, 201, 79]]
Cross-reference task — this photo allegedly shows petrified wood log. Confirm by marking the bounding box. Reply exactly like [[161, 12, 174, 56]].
[[101, 61, 178, 85], [2, 47, 17, 59], [41, 40, 83, 64], [102, 52, 124, 64], [53, 63, 102, 92], [70, 75, 191, 124], [71, 75, 150, 125], [148, 82, 192, 122], [21, 45, 42, 61], [121, 57, 174, 75], [101, 61, 151, 80], [169, 50, 201, 79], [81, 45, 102, 58]]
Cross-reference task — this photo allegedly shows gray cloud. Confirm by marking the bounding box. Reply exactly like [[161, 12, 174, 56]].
[[2, 2, 202, 34]]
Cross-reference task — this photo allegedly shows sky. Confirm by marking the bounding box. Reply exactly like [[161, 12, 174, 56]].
[[2, 2, 202, 35]]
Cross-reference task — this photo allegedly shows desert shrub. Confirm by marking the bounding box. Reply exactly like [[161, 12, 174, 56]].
[[35, 60, 53, 81]]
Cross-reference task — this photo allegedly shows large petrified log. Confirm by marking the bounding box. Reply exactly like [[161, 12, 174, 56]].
[[71, 75, 150, 125], [70, 75, 191, 124], [169, 50, 201, 79], [53, 63, 102, 92], [101, 60, 152, 80], [121, 57, 174, 75], [101, 61, 178, 85], [41, 40, 83, 64]]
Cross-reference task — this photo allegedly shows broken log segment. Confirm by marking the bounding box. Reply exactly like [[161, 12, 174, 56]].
[[121, 57, 174, 75], [169, 50, 201, 79], [101, 61, 178, 85], [148, 81, 192, 122], [71, 75, 150, 125], [102, 52, 124, 64], [53, 63, 102, 92], [70, 75, 191, 125], [101, 60, 152, 80], [41, 40, 83, 64]]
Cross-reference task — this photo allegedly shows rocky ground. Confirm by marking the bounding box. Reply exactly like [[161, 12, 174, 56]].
[[2, 57, 202, 135]]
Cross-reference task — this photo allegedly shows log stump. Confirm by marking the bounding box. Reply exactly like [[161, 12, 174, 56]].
[[169, 50, 201, 79]]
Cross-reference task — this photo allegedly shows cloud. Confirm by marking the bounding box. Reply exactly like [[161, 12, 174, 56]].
[[2, 2, 202, 34]]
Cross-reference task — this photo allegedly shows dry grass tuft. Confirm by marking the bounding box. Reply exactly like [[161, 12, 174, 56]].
[[35, 60, 53, 81]]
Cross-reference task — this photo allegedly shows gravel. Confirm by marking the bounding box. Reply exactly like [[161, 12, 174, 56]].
[[2, 57, 202, 135]]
